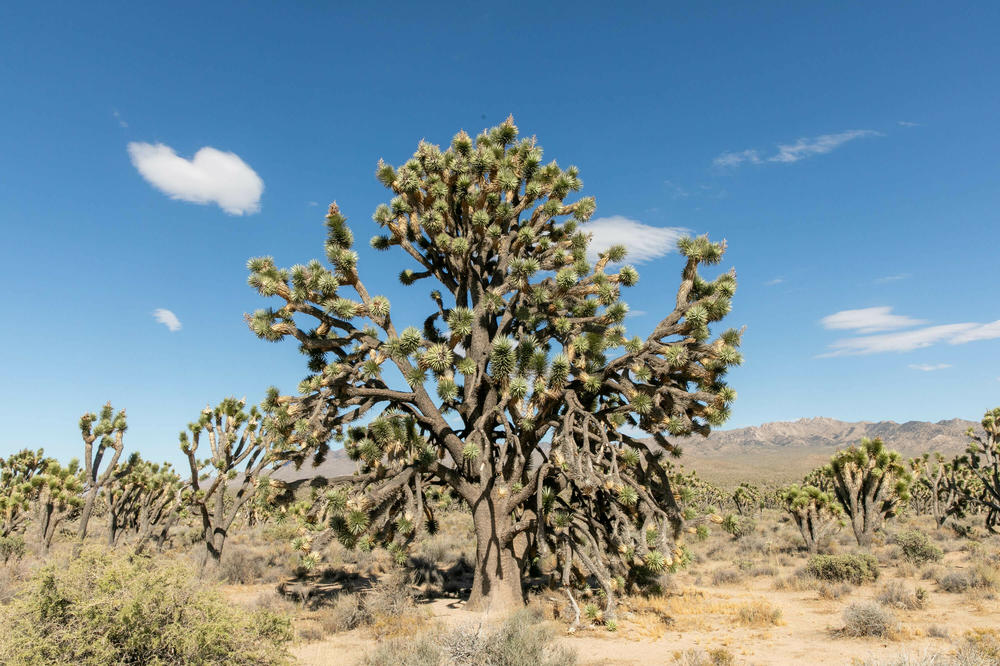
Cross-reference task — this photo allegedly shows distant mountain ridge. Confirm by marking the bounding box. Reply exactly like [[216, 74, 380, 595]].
[[269, 416, 980, 486], [685, 416, 977, 457]]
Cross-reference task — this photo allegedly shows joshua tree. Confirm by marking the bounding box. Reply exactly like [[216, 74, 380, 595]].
[[779, 484, 843, 553], [732, 482, 762, 516], [909, 452, 976, 528], [104, 454, 185, 548], [825, 437, 911, 547], [0, 449, 50, 537], [965, 407, 1000, 532], [36, 459, 84, 552], [180, 395, 291, 566], [77, 403, 128, 540], [246, 119, 742, 612]]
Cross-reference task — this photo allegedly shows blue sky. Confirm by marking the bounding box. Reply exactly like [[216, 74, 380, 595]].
[[2, 1, 998, 466]]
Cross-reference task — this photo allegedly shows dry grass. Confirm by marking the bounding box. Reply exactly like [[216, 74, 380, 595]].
[[734, 599, 782, 627]]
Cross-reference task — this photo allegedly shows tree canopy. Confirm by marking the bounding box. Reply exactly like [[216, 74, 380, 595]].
[[246, 118, 742, 612]]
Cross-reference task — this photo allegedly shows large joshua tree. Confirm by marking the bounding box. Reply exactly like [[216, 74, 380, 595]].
[[825, 437, 911, 547], [246, 119, 742, 612]]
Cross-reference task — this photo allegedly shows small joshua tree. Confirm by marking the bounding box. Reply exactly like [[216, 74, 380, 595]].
[[779, 484, 843, 553], [909, 452, 976, 529], [246, 119, 742, 612], [732, 482, 762, 516], [0, 449, 50, 537], [36, 459, 84, 552], [180, 394, 292, 566], [965, 407, 1000, 532], [825, 437, 911, 548], [77, 403, 127, 540], [104, 454, 185, 549]]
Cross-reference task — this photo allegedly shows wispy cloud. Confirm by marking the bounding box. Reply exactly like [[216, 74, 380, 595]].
[[583, 216, 687, 264], [715, 129, 881, 167], [875, 273, 911, 284], [820, 306, 926, 334], [821, 316, 1000, 357], [764, 278, 784, 286], [909, 363, 952, 371], [897, 121, 921, 127], [713, 149, 762, 168], [153, 308, 182, 332], [112, 110, 127, 128], [127, 142, 264, 215]]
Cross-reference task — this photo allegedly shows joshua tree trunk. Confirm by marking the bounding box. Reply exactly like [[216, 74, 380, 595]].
[[466, 495, 524, 612]]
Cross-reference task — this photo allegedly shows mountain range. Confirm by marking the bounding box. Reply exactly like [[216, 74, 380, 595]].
[[270, 417, 980, 487]]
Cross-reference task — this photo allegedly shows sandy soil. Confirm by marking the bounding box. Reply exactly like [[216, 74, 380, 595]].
[[286, 560, 998, 665]]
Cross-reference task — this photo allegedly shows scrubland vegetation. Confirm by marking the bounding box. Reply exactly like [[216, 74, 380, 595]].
[[2, 122, 999, 664]]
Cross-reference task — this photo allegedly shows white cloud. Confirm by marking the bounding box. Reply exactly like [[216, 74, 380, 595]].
[[714, 129, 881, 167], [713, 149, 761, 167], [950, 320, 1000, 344], [909, 363, 952, 371], [821, 323, 974, 356], [127, 142, 263, 215], [897, 121, 921, 127], [765, 278, 784, 286], [820, 306, 927, 334], [875, 273, 911, 283], [821, 319, 1000, 357], [770, 130, 881, 163], [153, 308, 182, 332], [583, 216, 687, 264], [112, 110, 127, 128]]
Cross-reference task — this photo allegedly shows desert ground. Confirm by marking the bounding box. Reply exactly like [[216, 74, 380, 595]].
[[204, 506, 1000, 665]]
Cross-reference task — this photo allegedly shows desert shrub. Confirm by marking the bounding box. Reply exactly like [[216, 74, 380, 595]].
[[0, 548, 292, 665], [218, 545, 268, 584], [954, 628, 1000, 664], [895, 531, 943, 565], [841, 601, 897, 638], [0, 535, 26, 564], [318, 571, 423, 637], [773, 570, 815, 592], [818, 582, 852, 600], [366, 608, 576, 666], [937, 565, 999, 594], [362, 634, 443, 666], [711, 568, 744, 586], [877, 581, 927, 610], [672, 648, 735, 666], [735, 599, 782, 627], [807, 553, 880, 585], [926, 625, 950, 639], [721, 513, 756, 540]]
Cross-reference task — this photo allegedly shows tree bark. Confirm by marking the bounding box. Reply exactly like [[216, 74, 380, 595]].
[[466, 494, 524, 613]]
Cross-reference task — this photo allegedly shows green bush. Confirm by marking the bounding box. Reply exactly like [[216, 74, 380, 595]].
[[0, 548, 292, 665], [0, 534, 26, 564], [721, 514, 756, 540], [806, 553, 880, 585], [894, 530, 943, 565]]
